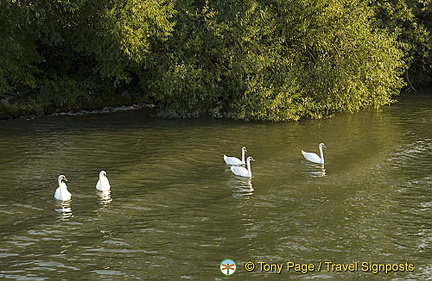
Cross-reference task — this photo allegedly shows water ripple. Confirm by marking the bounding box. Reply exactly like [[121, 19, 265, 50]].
[[0, 95, 430, 280]]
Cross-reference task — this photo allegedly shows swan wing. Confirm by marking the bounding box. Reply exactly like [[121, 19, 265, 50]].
[[231, 166, 251, 178], [302, 150, 323, 164], [54, 187, 61, 200], [224, 155, 243, 166], [96, 179, 102, 190], [96, 178, 111, 191], [54, 186, 71, 201]]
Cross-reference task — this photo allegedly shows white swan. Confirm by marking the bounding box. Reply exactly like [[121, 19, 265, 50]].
[[302, 143, 326, 164], [231, 156, 255, 178], [96, 170, 110, 191], [224, 146, 247, 165], [54, 175, 71, 201]]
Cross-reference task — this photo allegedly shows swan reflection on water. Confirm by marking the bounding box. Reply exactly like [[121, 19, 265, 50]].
[[302, 162, 327, 178], [228, 177, 254, 199], [307, 166, 326, 177], [97, 190, 113, 205], [55, 200, 73, 221]]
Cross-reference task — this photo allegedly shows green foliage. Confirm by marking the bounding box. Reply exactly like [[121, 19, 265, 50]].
[[291, 0, 406, 116], [0, 0, 428, 120], [84, 0, 175, 82], [0, 0, 175, 110], [148, 0, 405, 120], [0, 1, 40, 94], [370, 0, 432, 90]]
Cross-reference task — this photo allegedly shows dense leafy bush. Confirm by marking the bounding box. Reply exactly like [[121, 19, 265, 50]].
[[0, 0, 430, 120], [148, 0, 406, 120]]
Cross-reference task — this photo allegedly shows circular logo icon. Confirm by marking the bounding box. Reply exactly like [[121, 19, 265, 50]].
[[244, 261, 255, 271], [220, 259, 237, 276]]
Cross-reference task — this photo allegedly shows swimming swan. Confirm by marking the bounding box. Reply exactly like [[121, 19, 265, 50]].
[[54, 175, 71, 201], [224, 146, 247, 165], [231, 156, 255, 178], [96, 170, 111, 191], [302, 143, 326, 164]]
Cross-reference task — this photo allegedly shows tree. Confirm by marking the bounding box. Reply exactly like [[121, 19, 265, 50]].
[[35, 0, 175, 109], [1, 0, 420, 120], [0, 0, 175, 110], [370, 0, 432, 90], [0, 1, 40, 95], [147, 0, 406, 121]]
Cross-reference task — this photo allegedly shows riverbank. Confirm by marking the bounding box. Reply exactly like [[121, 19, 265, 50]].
[[0, 90, 148, 120], [1, 88, 430, 121], [0, 92, 43, 120]]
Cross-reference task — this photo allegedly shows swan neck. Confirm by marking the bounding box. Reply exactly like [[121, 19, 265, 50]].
[[241, 149, 245, 163], [319, 146, 324, 163], [58, 179, 67, 190], [247, 159, 252, 176]]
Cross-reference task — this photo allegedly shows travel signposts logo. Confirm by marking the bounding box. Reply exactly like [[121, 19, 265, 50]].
[[220, 259, 237, 276]]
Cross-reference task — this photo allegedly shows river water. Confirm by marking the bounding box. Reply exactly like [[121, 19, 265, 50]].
[[0, 94, 430, 280]]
